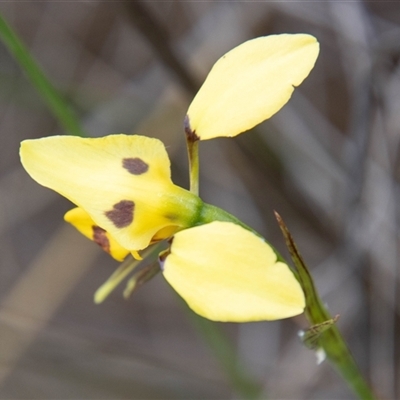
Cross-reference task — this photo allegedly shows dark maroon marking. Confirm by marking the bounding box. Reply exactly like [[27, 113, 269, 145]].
[[92, 226, 110, 253], [105, 200, 135, 228], [123, 157, 149, 175], [184, 115, 200, 142]]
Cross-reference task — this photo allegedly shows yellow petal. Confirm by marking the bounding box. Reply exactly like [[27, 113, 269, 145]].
[[20, 134, 202, 251], [186, 34, 319, 140], [64, 207, 130, 262], [162, 221, 305, 322]]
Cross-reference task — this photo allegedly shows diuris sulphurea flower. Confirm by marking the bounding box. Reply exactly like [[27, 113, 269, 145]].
[[20, 134, 305, 322], [20, 33, 319, 322]]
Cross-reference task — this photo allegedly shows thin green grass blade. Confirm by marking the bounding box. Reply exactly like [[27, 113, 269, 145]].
[[0, 12, 85, 136], [275, 212, 377, 400]]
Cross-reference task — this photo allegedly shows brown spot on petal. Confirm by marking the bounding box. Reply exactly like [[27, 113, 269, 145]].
[[123, 157, 149, 175], [92, 226, 110, 254], [105, 200, 134, 228]]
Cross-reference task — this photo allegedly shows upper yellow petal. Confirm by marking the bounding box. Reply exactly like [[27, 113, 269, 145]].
[[64, 207, 130, 262], [162, 221, 305, 322], [20, 134, 202, 251], [186, 34, 319, 140]]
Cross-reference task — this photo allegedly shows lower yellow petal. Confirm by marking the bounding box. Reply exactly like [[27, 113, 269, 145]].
[[64, 207, 129, 262], [162, 221, 305, 322]]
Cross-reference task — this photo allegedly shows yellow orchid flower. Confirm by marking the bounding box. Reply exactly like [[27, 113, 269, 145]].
[[19, 33, 320, 322], [186, 34, 319, 140], [20, 134, 305, 322]]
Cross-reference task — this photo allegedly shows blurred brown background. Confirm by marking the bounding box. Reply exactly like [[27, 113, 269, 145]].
[[0, 1, 399, 399]]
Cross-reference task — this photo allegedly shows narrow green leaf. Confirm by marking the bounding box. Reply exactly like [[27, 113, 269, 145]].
[[94, 255, 140, 304], [0, 12, 85, 136], [275, 211, 377, 400], [95, 243, 164, 304]]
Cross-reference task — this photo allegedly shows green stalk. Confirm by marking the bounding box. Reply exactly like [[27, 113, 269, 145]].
[[197, 202, 250, 228], [275, 212, 377, 400], [184, 115, 200, 195], [188, 139, 199, 195], [0, 12, 85, 137]]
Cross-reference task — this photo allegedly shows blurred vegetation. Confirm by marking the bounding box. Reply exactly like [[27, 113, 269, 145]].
[[0, 1, 399, 399]]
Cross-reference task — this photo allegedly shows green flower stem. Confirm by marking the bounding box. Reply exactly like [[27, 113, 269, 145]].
[[0, 12, 85, 137], [186, 137, 199, 195], [94, 255, 140, 304], [184, 116, 200, 195], [275, 212, 377, 400], [198, 203, 249, 228], [95, 243, 165, 303], [123, 261, 161, 299]]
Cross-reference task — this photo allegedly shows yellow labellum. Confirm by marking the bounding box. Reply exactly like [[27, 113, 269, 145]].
[[20, 134, 202, 253], [187, 34, 319, 140], [64, 207, 130, 262], [162, 221, 305, 322]]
